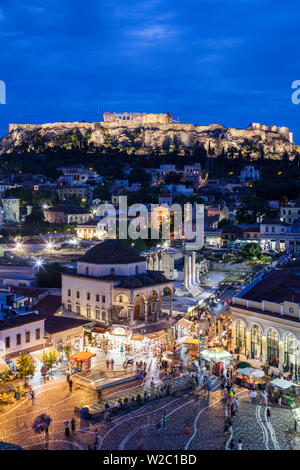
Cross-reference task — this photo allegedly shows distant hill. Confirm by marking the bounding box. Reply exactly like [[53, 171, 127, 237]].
[[0, 120, 296, 160]]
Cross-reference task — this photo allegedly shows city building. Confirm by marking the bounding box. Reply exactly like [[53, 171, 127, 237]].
[[57, 167, 98, 186], [61, 240, 173, 325], [280, 200, 300, 224], [230, 265, 300, 367], [2, 197, 20, 223], [44, 201, 92, 224], [260, 218, 300, 252], [239, 166, 260, 182]]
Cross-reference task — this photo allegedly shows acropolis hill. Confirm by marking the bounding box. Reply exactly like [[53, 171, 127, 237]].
[[0, 116, 298, 159]]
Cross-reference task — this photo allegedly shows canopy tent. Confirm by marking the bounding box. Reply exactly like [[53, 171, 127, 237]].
[[237, 367, 264, 378], [177, 318, 193, 329], [183, 338, 199, 346], [199, 348, 232, 362], [270, 378, 294, 390], [70, 352, 96, 362]]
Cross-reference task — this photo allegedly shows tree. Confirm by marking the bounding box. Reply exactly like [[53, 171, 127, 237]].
[[217, 218, 232, 229], [236, 196, 269, 223], [24, 206, 45, 226], [242, 243, 261, 259], [16, 352, 35, 385], [63, 344, 72, 361], [43, 351, 58, 376]]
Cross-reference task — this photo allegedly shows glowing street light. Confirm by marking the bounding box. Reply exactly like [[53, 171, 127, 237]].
[[46, 242, 53, 250], [42, 203, 49, 210], [14, 242, 23, 250], [34, 258, 44, 270]]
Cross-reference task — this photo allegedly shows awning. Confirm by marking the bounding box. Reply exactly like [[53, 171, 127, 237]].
[[32, 346, 61, 363], [146, 331, 166, 340], [199, 348, 232, 362], [70, 351, 96, 362], [131, 333, 144, 342], [237, 367, 264, 378], [184, 338, 199, 346], [177, 318, 193, 329], [270, 378, 294, 390]]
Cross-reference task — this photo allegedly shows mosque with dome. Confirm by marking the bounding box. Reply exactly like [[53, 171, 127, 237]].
[[61, 240, 174, 326]]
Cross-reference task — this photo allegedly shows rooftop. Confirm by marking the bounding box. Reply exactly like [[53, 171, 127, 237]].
[[244, 267, 300, 304], [79, 239, 146, 265]]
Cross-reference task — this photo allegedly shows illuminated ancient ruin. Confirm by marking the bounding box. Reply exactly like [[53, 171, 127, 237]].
[[103, 112, 173, 124]]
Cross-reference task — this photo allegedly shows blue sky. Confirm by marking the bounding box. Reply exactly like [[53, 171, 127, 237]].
[[0, 0, 299, 140]]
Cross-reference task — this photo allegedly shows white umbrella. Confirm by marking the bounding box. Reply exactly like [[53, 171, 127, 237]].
[[237, 367, 264, 378]]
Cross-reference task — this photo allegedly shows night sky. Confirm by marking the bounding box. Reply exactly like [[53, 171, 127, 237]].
[[0, 0, 299, 140]]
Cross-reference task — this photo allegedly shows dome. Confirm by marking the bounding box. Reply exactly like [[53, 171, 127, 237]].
[[78, 240, 145, 265]]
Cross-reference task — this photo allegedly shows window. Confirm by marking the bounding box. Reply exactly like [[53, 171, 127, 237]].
[[135, 265, 139, 274], [110, 268, 115, 276], [67, 289, 71, 297], [67, 303, 72, 311], [76, 291, 80, 299], [284, 334, 297, 367], [119, 295, 123, 302], [96, 294, 99, 302], [283, 210, 286, 215], [266, 227, 269, 232], [87, 292, 90, 301], [102, 311, 106, 321], [85, 267, 89, 276], [5, 337, 10, 349], [76, 305, 81, 315], [236, 321, 246, 354], [25, 331, 30, 343], [16, 334, 21, 346], [250, 325, 262, 359], [267, 328, 279, 363], [86, 307, 91, 318], [102, 295, 105, 303], [271, 227, 275, 233], [35, 328, 40, 340], [95, 308, 100, 320]]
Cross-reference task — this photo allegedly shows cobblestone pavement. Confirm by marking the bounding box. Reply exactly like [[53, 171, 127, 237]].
[[0, 375, 295, 450], [230, 391, 294, 450]]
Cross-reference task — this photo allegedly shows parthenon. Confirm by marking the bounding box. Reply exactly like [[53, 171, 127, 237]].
[[103, 112, 173, 124]]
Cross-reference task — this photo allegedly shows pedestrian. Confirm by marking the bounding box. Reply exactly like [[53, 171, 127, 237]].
[[64, 421, 70, 438], [66, 372, 70, 383], [71, 417, 76, 432], [69, 379, 73, 392], [106, 359, 110, 369], [263, 393, 268, 406], [229, 439, 235, 450], [158, 417, 164, 433], [30, 390, 35, 405], [163, 414, 167, 430], [278, 396, 282, 406], [111, 358, 114, 370], [236, 439, 242, 450], [95, 429, 99, 446], [266, 408, 271, 422], [250, 390, 257, 404]]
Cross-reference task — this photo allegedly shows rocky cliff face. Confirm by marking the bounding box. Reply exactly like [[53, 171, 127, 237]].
[[0, 121, 296, 159]]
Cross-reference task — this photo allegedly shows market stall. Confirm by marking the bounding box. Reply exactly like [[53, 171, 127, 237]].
[[199, 348, 233, 377], [176, 318, 194, 339], [236, 367, 266, 390], [69, 351, 96, 374], [269, 378, 296, 406]]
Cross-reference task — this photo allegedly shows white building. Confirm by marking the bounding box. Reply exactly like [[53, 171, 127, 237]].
[[61, 240, 174, 325], [239, 166, 260, 182], [2, 197, 20, 223]]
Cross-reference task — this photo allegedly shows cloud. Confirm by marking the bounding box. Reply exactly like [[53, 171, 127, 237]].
[[127, 24, 179, 41]]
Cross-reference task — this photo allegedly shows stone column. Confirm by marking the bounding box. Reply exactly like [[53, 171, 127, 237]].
[[144, 301, 148, 323], [279, 340, 284, 368], [192, 251, 196, 284], [128, 306, 134, 325], [158, 253, 163, 271], [153, 253, 159, 270], [184, 255, 188, 289], [261, 336, 267, 363], [188, 255, 192, 287]]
